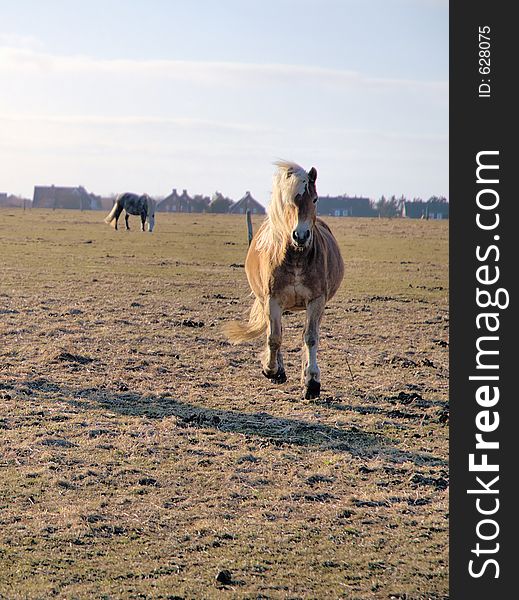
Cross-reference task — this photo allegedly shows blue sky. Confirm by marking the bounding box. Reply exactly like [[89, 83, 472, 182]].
[[0, 0, 448, 203]]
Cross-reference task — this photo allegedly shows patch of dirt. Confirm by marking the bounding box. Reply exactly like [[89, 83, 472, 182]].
[[0, 211, 448, 599]]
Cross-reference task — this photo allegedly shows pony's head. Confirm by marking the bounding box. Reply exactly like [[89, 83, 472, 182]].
[[271, 161, 318, 251], [145, 196, 156, 232]]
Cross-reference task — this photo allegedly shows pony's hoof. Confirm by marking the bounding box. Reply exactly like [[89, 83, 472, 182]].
[[262, 368, 287, 384], [305, 379, 321, 399]]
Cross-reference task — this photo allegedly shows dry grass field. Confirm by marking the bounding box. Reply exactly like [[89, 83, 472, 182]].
[[0, 209, 448, 599]]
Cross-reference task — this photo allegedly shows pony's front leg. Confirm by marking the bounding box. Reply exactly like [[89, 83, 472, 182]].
[[140, 212, 146, 231], [125, 213, 130, 230], [262, 297, 286, 384], [302, 296, 325, 399]]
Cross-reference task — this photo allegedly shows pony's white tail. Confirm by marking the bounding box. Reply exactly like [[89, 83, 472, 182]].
[[104, 204, 118, 227], [223, 297, 267, 343]]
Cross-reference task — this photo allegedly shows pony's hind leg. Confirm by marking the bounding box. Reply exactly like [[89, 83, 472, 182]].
[[125, 213, 130, 230], [114, 205, 124, 230], [301, 296, 325, 399], [262, 297, 286, 384]]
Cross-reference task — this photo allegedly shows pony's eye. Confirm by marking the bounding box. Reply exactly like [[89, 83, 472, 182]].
[[313, 197, 318, 204]]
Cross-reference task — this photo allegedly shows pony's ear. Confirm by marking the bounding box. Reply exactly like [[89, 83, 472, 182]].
[[308, 167, 317, 183]]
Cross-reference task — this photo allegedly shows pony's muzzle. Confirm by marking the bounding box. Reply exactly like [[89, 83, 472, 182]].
[[292, 228, 311, 247]]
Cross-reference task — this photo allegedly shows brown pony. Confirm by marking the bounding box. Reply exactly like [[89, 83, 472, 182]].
[[224, 161, 344, 399]]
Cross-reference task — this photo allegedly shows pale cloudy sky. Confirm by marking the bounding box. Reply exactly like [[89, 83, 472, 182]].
[[0, 0, 448, 203]]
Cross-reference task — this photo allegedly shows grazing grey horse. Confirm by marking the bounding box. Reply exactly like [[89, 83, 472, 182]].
[[104, 193, 156, 232]]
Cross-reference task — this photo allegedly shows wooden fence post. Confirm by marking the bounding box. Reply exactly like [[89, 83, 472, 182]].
[[246, 209, 253, 246]]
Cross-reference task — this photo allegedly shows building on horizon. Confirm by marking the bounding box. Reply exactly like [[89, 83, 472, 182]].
[[228, 191, 265, 215], [317, 195, 376, 217], [156, 188, 210, 213], [0, 193, 32, 209], [402, 198, 449, 219], [32, 185, 101, 210]]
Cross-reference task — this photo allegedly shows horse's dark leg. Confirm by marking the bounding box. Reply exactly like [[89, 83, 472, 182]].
[[125, 213, 130, 230], [262, 297, 287, 384], [302, 296, 325, 399], [114, 205, 124, 230], [141, 212, 146, 231]]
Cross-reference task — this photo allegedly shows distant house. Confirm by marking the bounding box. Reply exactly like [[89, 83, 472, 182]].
[[157, 188, 180, 212], [32, 185, 101, 210], [157, 189, 191, 212], [229, 191, 265, 215], [317, 195, 375, 217], [0, 194, 31, 208], [156, 189, 210, 213], [402, 199, 449, 220]]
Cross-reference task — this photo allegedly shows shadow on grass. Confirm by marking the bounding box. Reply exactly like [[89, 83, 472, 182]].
[[14, 378, 445, 467]]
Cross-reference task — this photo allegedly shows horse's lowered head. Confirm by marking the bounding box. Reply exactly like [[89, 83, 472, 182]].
[[145, 196, 156, 232], [272, 161, 318, 251]]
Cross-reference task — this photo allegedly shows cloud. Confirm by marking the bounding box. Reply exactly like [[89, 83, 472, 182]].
[[0, 41, 447, 200], [0, 32, 44, 50], [0, 113, 273, 133], [0, 44, 447, 93]]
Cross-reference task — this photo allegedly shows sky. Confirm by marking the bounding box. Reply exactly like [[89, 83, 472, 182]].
[[0, 0, 448, 204]]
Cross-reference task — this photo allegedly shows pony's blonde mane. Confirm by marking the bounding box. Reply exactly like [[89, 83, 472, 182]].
[[255, 160, 309, 265]]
